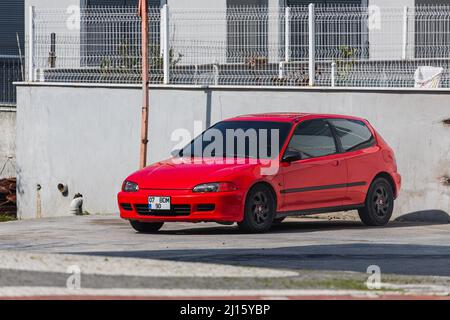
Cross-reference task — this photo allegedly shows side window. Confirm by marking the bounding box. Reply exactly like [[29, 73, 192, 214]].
[[286, 119, 337, 159], [329, 119, 375, 152]]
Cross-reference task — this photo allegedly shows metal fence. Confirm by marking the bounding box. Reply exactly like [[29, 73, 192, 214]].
[[0, 55, 23, 105], [28, 4, 450, 88]]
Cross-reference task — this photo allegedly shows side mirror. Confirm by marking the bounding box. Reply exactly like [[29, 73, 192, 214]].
[[171, 149, 182, 158], [282, 150, 302, 163]]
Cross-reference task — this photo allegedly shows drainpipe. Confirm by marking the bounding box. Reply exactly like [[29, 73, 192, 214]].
[[70, 193, 83, 215]]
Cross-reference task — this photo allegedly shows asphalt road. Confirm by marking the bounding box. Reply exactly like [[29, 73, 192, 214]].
[[0, 215, 449, 298]]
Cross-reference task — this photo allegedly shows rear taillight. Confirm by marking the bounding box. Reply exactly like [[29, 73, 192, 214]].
[[382, 149, 397, 171]]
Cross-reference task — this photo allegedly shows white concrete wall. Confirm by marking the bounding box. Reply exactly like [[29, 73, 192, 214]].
[[168, 0, 227, 66], [16, 84, 450, 220], [268, 0, 284, 63], [368, 0, 415, 60], [0, 109, 16, 179]]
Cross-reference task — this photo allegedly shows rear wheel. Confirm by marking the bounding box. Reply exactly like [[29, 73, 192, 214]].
[[238, 185, 276, 233], [129, 220, 164, 233], [358, 178, 394, 226]]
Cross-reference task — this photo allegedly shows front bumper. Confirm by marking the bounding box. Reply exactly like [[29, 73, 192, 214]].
[[118, 189, 244, 222]]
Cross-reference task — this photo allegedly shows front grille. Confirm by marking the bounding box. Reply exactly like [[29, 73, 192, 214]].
[[120, 203, 133, 211], [134, 204, 191, 216], [197, 204, 215, 212]]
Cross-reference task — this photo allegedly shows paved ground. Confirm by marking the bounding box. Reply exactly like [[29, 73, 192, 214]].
[[0, 215, 449, 299]]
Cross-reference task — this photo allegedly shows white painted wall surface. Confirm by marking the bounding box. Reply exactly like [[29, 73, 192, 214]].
[[368, 0, 415, 60], [0, 110, 16, 179]]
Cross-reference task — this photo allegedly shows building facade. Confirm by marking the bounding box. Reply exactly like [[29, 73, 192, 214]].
[[0, 0, 24, 106]]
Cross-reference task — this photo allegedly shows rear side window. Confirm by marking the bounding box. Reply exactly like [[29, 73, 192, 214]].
[[329, 119, 375, 152], [287, 119, 337, 159]]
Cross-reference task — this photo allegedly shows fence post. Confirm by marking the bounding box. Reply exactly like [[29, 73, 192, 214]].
[[402, 6, 408, 60], [49, 33, 56, 68], [28, 6, 35, 82], [162, 4, 170, 84], [278, 61, 284, 79], [308, 3, 315, 86], [331, 61, 336, 87], [213, 63, 219, 85], [285, 6, 291, 63]]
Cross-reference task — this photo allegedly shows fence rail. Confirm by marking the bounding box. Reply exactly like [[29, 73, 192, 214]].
[[28, 4, 450, 88]]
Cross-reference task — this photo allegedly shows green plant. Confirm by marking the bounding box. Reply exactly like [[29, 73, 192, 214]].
[[336, 46, 357, 81], [100, 57, 111, 70], [0, 214, 16, 222], [149, 45, 183, 70], [119, 40, 138, 69], [98, 45, 182, 83]]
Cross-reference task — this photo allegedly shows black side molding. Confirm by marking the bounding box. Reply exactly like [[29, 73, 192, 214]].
[[280, 181, 366, 194]]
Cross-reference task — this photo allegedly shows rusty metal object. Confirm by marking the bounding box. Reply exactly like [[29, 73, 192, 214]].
[[138, 0, 150, 169], [0, 178, 17, 218]]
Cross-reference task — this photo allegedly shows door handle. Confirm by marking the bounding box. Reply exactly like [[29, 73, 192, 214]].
[[331, 160, 340, 167]]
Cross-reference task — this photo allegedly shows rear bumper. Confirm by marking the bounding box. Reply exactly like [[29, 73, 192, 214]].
[[393, 172, 402, 198], [118, 189, 244, 222]]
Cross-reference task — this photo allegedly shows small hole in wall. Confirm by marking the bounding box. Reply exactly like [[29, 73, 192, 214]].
[[442, 177, 450, 186], [443, 118, 450, 125], [57, 183, 69, 197]]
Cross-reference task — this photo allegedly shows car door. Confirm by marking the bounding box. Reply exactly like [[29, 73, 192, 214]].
[[328, 118, 378, 206], [279, 119, 348, 212]]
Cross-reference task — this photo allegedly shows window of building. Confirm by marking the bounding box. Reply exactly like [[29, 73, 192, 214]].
[[81, 0, 161, 67], [0, 0, 24, 55], [415, 0, 450, 58], [226, 0, 269, 63], [286, 0, 368, 61], [287, 119, 337, 159]]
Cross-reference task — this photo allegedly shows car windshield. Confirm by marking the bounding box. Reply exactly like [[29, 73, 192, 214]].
[[180, 121, 292, 160]]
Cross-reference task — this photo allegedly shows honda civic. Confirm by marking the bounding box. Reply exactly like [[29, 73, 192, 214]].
[[118, 113, 401, 233]]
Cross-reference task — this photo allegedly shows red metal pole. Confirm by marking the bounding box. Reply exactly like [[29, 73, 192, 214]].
[[139, 0, 149, 169]]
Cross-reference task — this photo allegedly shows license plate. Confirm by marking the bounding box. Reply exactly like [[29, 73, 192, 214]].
[[148, 196, 171, 211]]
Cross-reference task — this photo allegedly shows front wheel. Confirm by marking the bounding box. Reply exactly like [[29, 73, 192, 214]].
[[129, 220, 164, 233], [238, 185, 276, 233], [358, 178, 394, 226]]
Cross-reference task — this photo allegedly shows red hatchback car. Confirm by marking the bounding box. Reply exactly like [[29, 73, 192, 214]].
[[118, 113, 401, 233]]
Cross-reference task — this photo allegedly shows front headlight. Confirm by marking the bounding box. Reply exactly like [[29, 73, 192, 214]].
[[122, 181, 139, 192], [192, 182, 237, 193]]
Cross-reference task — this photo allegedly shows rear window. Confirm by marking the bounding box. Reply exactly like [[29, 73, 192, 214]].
[[329, 119, 376, 152]]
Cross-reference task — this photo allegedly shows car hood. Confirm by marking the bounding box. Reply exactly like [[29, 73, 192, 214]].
[[127, 158, 260, 190]]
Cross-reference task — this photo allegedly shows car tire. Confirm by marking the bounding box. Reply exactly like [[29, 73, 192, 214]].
[[129, 220, 164, 233], [358, 178, 394, 226], [238, 184, 276, 233]]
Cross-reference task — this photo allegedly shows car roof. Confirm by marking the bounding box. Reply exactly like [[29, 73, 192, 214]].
[[225, 113, 366, 123]]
